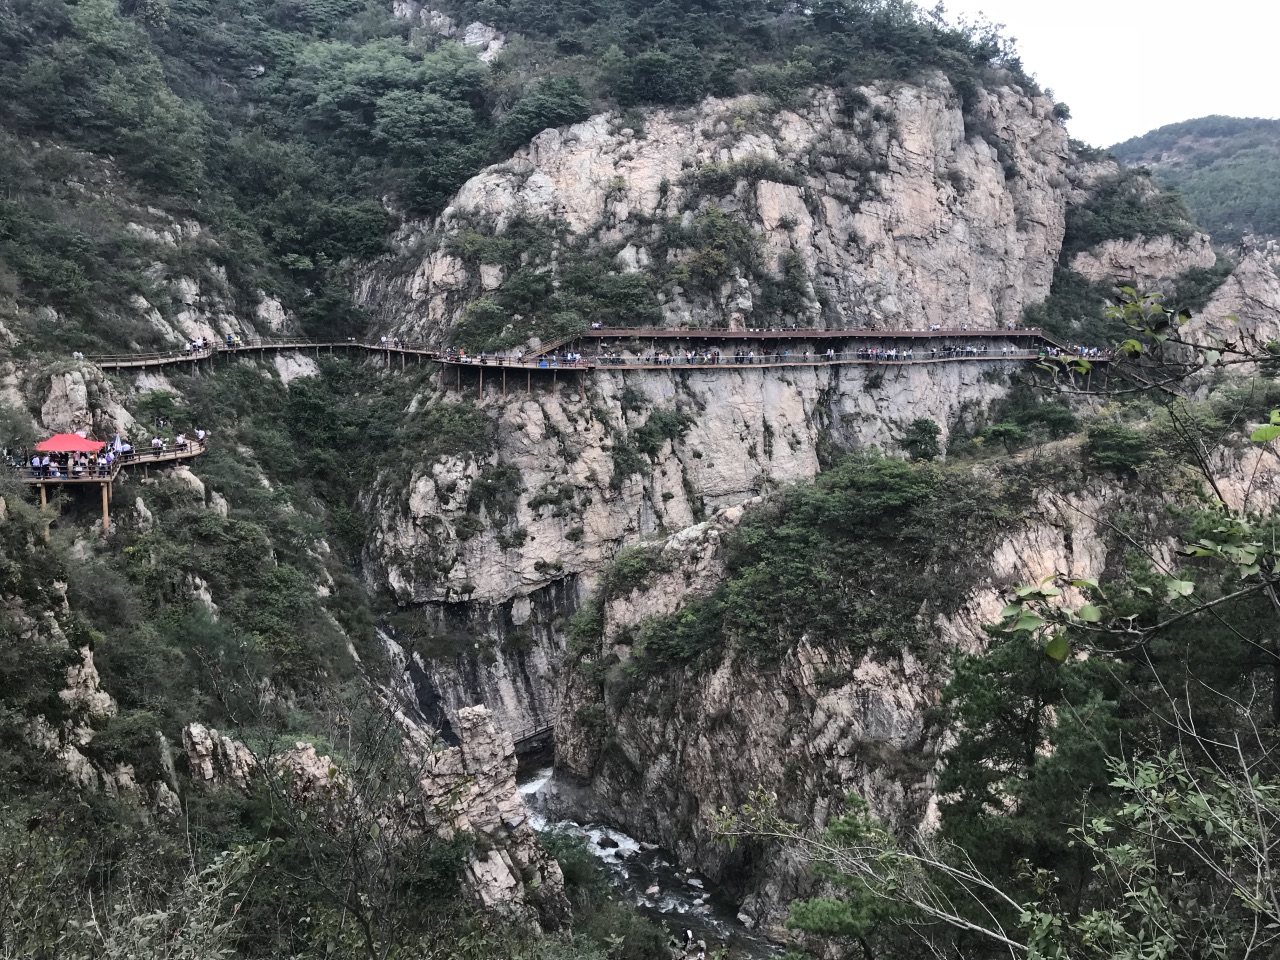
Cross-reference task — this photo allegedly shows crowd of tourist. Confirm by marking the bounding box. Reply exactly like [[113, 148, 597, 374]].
[[561, 340, 1067, 366], [434, 331, 1110, 369], [18, 429, 208, 480], [441, 347, 590, 367]]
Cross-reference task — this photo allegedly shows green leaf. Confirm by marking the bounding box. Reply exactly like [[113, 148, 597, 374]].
[[1014, 611, 1046, 632], [1044, 634, 1069, 662], [1251, 425, 1280, 443], [1069, 577, 1099, 589], [999, 603, 1023, 620], [1077, 603, 1101, 622], [1166, 579, 1195, 599]]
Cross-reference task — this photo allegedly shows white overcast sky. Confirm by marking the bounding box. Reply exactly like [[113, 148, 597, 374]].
[[939, 0, 1280, 146]]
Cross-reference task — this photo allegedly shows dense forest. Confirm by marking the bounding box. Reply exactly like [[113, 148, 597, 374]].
[[1111, 116, 1280, 243]]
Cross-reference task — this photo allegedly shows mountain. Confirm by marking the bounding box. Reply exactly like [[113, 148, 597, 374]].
[[1110, 115, 1280, 245], [4, 2, 1280, 959]]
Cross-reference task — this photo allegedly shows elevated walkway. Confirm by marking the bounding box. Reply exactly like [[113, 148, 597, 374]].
[[77, 328, 1105, 388], [91, 338, 438, 372]]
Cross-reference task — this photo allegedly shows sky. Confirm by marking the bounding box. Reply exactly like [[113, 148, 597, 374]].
[[939, 0, 1280, 146]]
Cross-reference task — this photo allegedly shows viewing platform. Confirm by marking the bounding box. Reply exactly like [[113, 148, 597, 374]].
[[18, 441, 207, 485], [19, 437, 208, 535]]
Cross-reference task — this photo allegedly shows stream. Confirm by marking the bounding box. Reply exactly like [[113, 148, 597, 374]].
[[518, 766, 781, 959]]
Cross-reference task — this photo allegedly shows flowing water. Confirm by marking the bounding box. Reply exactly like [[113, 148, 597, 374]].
[[518, 767, 781, 959]]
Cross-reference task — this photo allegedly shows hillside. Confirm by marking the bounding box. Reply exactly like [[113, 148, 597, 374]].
[[0, 0, 1035, 353], [5, 2, 1280, 960], [1111, 115, 1280, 245]]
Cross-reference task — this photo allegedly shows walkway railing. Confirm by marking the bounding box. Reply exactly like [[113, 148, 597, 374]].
[[16, 439, 208, 485], [91, 338, 439, 371], [438, 347, 1109, 370], [82, 329, 1108, 374]]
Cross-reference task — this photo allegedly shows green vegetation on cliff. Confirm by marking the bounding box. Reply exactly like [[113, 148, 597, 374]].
[[575, 456, 1016, 690], [1022, 169, 1220, 343], [0, 0, 1034, 349]]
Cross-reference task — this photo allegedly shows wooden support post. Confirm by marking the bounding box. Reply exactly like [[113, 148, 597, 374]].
[[101, 483, 109, 535], [527, 370, 531, 395], [478, 367, 483, 399], [552, 369, 557, 394], [579, 371, 585, 403], [401, 352, 405, 372], [457, 366, 461, 390], [502, 367, 507, 398], [38, 484, 49, 542]]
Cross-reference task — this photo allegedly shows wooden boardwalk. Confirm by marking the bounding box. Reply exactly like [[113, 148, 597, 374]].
[[91, 339, 436, 371], [81, 328, 1103, 378]]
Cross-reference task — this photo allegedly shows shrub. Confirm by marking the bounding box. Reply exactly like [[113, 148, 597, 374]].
[[632, 409, 694, 458], [600, 546, 671, 599], [494, 76, 592, 154], [609, 443, 648, 488], [1087, 423, 1152, 471], [1063, 170, 1196, 258]]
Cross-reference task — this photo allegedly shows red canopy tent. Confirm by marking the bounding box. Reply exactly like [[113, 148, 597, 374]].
[[35, 434, 106, 454]]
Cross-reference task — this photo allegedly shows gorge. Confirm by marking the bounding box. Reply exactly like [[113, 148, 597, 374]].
[[2, 1, 1280, 958]]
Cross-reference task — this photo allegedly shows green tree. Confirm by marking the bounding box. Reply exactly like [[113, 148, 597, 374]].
[[900, 418, 941, 460], [494, 76, 592, 155]]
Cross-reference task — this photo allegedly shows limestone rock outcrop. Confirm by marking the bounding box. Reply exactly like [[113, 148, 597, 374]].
[[182, 723, 259, 790], [60, 646, 117, 721], [177, 706, 570, 929], [1071, 232, 1216, 291], [365, 78, 1072, 337], [421, 706, 569, 929], [1186, 252, 1280, 348], [392, 0, 505, 61], [40, 367, 135, 437]]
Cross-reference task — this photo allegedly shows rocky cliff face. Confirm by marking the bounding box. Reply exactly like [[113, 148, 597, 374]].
[[1188, 251, 1280, 348], [1071, 232, 1216, 291], [364, 76, 1072, 337], [366, 358, 1021, 736]]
